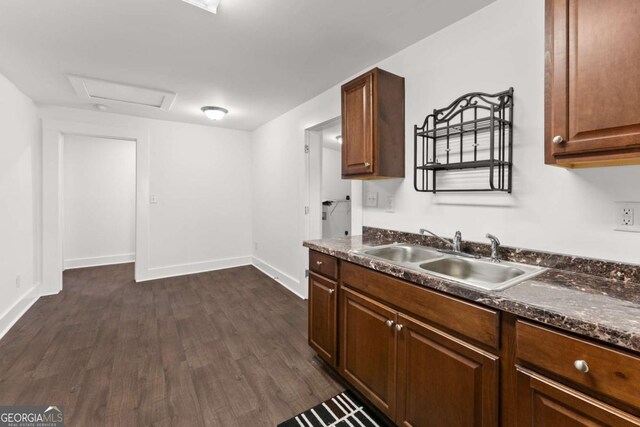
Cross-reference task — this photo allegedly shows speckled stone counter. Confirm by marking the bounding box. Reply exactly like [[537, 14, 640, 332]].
[[303, 233, 640, 353]]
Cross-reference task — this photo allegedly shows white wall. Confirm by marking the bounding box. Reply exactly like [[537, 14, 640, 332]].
[[0, 72, 41, 336], [40, 106, 253, 280], [63, 135, 136, 269], [252, 90, 343, 296], [252, 0, 640, 299]]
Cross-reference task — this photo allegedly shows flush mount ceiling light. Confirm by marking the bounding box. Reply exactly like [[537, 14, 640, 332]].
[[201, 106, 228, 120], [181, 0, 221, 14]]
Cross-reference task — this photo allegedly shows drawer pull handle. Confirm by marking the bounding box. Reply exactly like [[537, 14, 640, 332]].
[[395, 324, 404, 331], [385, 320, 394, 328], [552, 135, 565, 144], [574, 360, 589, 373], [316, 261, 323, 266], [328, 289, 335, 294]]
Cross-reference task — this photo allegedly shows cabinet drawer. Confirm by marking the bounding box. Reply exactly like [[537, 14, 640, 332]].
[[516, 321, 640, 409], [341, 262, 500, 350], [309, 251, 338, 280]]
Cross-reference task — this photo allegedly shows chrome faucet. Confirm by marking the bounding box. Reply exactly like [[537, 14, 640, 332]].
[[419, 228, 480, 259], [419, 228, 455, 249], [452, 231, 462, 253], [419, 228, 468, 255], [486, 233, 501, 262]]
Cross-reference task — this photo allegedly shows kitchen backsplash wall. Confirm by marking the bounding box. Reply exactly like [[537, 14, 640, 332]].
[[361, 0, 640, 265], [252, 0, 640, 298]]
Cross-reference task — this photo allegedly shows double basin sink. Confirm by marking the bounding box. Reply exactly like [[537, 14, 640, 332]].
[[355, 243, 545, 291]]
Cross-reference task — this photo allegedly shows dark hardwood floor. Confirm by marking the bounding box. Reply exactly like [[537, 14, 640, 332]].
[[0, 263, 343, 426]]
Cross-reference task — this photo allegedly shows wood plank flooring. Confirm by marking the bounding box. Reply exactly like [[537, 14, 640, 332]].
[[0, 263, 342, 426]]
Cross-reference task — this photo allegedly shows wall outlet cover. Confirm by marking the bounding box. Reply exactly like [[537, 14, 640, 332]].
[[385, 195, 395, 213], [614, 202, 640, 232]]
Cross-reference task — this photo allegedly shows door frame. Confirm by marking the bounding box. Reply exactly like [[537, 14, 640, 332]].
[[301, 116, 363, 290], [42, 119, 150, 295]]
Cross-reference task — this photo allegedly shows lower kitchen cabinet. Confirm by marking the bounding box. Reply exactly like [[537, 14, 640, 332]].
[[396, 313, 499, 427], [515, 367, 640, 426], [340, 286, 498, 425], [308, 272, 337, 366], [340, 286, 397, 417], [306, 253, 640, 427]]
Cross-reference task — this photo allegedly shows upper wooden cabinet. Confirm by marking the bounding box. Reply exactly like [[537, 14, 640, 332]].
[[341, 68, 405, 178], [545, 0, 640, 168]]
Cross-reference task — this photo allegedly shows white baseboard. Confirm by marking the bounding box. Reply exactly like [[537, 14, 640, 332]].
[[252, 257, 304, 299], [138, 256, 252, 282], [0, 284, 40, 341], [64, 253, 135, 270]]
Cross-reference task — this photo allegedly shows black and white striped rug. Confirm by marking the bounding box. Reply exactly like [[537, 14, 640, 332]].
[[277, 391, 389, 427]]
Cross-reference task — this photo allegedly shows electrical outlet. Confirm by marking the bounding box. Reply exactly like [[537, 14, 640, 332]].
[[614, 202, 640, 232], [622, 208, 634, 225], [16, 275, 21, 288], [385, 195, 395, 213]]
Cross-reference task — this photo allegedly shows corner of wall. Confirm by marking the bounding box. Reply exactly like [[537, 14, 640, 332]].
[[252, 257, 305, 299], [0, 283, 41, 341]]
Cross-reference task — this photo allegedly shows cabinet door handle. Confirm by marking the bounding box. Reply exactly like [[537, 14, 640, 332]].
[[385, 320, 394, 328], [552, 135, 565, 145], [395, 324, 403, 331], [364, 162, 371, 167], [316, 261, 323, 265], [574, 359, 589, 373], [328, 289, 335, 294]]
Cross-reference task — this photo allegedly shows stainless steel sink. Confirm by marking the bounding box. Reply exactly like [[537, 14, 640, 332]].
[[419, 256, 545, 291], [362, 244, 442, 263], [355, 243, 545, 291]]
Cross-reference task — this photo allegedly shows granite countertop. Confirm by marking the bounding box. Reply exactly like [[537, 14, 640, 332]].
[[304, 235, 640, 354]]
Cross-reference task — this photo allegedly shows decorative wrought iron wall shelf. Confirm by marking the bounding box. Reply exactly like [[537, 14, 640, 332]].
[[414, 88, 514, 193]]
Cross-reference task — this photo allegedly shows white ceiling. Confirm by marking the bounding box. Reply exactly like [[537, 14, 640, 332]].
[[0, 0, 493, 131]]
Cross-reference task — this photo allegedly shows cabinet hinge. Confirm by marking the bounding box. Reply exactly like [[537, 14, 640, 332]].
[[304, 144, 310, 153], [304, 206, 310, 215]]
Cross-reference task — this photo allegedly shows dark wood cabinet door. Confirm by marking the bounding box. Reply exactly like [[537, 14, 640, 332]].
[[308, 273, 337, 366], [342, 71, 375, 176], [546, 0, 640, 167], [395, 313, 499, 427], [340, 287, 397, 417], [516, 367, 640, 426]]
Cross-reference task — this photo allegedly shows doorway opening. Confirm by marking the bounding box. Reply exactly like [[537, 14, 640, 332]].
[[42, 120, 149, 295], [62, 135, 136, 270], [319, 122, 351, 239], [302, 116, 363, 288]]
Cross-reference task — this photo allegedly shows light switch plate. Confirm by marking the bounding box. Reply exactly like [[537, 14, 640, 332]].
[[365, 191, 378, 208], [614, 202, 640, 232]]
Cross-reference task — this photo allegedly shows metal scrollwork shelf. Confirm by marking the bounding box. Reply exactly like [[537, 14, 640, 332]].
[[414, 88, 514, 193]]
